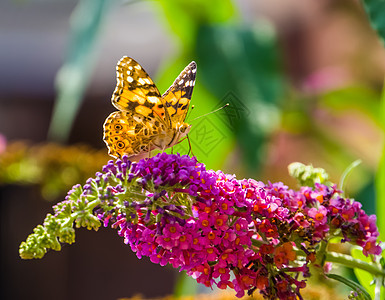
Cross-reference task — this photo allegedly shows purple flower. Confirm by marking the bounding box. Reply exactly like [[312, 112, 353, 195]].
[[43, 153, 383, 299]]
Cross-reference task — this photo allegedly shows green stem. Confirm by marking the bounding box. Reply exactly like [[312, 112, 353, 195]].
[[374, 274, 383, 300], [339, 159, 362, 191], [316, 240, 328, 266], [251, 238, 267, 248], [325, 251, 385, 277], [251, 238, 384, 278], [86, 198, 102, 210]]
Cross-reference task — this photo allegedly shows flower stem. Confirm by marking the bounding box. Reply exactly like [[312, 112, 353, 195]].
[[374, 274, 383, 300], [325, 251, 385, 277]]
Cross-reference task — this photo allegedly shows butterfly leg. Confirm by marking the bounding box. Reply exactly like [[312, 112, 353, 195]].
[[186, 134, 195, 157], [178, 136, 188, 143], [146, 141, 153, 160], [173, 136, 194, 157]]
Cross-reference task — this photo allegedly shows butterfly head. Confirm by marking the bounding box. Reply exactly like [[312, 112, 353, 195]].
[[178, 122, 191, 136], [168, 122, 191, 148]]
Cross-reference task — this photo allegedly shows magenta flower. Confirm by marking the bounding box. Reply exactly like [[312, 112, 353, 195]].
[[19, 153, 383, 300], [362, 236, 382, 256], [212, 212, 229, 231], [308, 205, 328, 226]]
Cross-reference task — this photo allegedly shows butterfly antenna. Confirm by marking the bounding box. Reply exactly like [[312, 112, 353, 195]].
[[189, 103, 229, 122]]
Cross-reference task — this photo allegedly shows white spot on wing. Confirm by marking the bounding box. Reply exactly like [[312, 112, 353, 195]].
[[147, 96, 159, 103], [185, 80, 194, 87]]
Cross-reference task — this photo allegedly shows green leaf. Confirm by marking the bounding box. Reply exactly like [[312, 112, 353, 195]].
[[173, 272, 199, 297], [362, 0, 385, 45], [320, 86, 382, 127], [339, 159, 362, 191], [351, 247, 376, 299], [156, 0, 236, 50], [48, 0, 113, 142], [156, 58, 234, 170], [377, 149, 385, 241], [326, 273, 372, 300], [195, 22, 284, 173], [376, 79, 385, 241]]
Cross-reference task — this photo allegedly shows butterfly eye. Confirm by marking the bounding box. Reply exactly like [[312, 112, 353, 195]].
[[180, 125, 190, 134], [117, 141, 126, 149], [114, 124, 123, 130]]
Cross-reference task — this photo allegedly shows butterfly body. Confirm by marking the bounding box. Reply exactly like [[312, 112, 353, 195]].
[[103, 56, 196, 160]]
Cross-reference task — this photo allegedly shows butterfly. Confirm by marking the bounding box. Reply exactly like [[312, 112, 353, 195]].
[[103, 56, 196, 161]]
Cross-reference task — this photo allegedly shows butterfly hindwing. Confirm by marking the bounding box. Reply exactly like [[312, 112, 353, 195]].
[[103, 111, 168, 158], [162, 61, 196, 124]]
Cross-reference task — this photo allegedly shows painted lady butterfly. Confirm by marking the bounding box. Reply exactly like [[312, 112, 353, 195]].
[[103, 56, 196, 160]]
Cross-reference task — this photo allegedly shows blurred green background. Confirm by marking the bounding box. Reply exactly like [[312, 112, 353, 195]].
[[1, 0, 384, 299]]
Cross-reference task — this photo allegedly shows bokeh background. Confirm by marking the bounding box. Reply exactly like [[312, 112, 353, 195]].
[[1, 0, 385, 299]]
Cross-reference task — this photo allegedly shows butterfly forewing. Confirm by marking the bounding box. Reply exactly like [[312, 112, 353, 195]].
[[161, 61, 196, 124], [103, 56, 196, 160], [112, 56, 168, 122]]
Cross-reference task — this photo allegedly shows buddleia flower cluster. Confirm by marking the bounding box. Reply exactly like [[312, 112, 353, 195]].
[[19, 153, 383, 299]]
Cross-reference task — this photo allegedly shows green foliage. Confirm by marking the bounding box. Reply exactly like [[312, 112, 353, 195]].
[[155, 0, 284, 173], [156, 58, 234, 170], [362, 0, 385, 45], [339, 160, 362, 191], [326, 273, 372, 300], [377, 149, 385, 240], [157, 0, 236, 50], [174, 272, 199, 298], [196, 23, 284, 173], [375, 80, 385, 240], [321, 86, 382, 127], [351, 246, 385, 300], [19, 184, 101, 259], [0, 142, 109, 201], [48, 0, 113, 142], [151, 0, 238, 170]]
